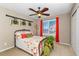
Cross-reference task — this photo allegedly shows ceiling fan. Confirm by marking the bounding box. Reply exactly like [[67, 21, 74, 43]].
[[29, 7, 50, 18]]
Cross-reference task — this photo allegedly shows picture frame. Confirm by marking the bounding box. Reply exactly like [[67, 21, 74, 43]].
[[20, 20, 26, 26], [11, 19, 19, 25], [28, 22, 31, 26]]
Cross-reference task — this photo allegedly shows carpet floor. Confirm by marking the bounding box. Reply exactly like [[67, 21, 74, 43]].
[[0, 43, 76, 56]]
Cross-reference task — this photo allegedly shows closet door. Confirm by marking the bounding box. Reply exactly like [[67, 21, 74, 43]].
[[71, 10, 77, 53], [76, 8, 79, 55]]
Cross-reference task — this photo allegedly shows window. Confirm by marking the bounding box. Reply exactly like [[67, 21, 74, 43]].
[[43, 19, 56, 36], [43, 21, 49, 34]]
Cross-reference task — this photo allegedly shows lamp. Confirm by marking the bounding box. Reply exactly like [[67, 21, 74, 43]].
[[38, 14, 42, 18]]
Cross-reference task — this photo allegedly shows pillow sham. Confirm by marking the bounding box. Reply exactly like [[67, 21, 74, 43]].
[[27, 33, 33, 38], [21, 33, 27, 39], [15, 33, 21, 39], [15, 31, 33, 39]]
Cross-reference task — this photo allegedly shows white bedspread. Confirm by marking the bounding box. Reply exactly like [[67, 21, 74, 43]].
[[16, 36, 46, 56]]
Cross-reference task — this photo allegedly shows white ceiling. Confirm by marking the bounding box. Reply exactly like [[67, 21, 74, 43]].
[[0, 3, 73, 20]]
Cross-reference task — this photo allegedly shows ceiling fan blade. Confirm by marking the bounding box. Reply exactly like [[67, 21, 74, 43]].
[[41, 8, 49, 12], [29, 14, 37, 16], [42, 13, 50, 16], [29, 8, 37, 13]]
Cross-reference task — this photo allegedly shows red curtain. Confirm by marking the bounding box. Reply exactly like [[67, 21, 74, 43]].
[[56, 16, 59, 42], [40, 19, 43, 36]]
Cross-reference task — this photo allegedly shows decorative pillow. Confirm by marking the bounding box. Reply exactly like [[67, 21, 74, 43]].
[[15, 31, 33, 39], [21, 33, 27, 39], [15, 32, 21, 39], [27, 33, 33, 38], [16, 34, 21, 39]]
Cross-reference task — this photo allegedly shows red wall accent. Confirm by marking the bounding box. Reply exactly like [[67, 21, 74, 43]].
[[40, 19, 43, 36], [56, 16, 59, 42]]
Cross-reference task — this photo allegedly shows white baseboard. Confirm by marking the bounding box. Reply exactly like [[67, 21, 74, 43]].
[[0, 46, 14, 52], [59, 42, 71, 46]]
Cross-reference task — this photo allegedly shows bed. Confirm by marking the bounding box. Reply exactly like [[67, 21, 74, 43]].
[[14, 29, 47, 56]]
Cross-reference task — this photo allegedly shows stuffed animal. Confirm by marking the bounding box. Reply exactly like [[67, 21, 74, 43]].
[[42, 36, 54, 56], [42, 40, 52, 56], [43, 45, 50, 56]]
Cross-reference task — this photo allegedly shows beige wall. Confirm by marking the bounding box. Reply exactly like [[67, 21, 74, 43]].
[[59, 13, 71, 44], [0, 6, 34, 52]]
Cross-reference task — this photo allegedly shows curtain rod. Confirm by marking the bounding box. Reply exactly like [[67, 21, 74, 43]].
[[6, 14, 33, 22]]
